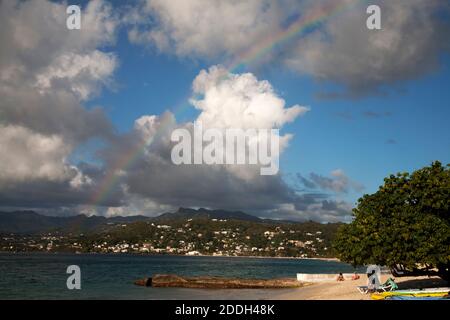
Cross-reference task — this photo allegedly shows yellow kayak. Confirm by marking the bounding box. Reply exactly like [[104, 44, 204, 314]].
[[372, 288, 450, 300]]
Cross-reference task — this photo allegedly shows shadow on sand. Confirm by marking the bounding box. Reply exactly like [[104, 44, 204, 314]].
[[396, 277, 449, 290]]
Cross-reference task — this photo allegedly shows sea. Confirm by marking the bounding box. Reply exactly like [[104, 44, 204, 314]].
[[0, 253, 365, 299]]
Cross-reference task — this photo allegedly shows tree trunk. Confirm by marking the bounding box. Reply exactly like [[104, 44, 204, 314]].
[[437, 265, 449, 282]]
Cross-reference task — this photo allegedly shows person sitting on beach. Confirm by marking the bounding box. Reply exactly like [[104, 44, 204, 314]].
[[351, 272, 360, 280], [337, 273, 345, 281]]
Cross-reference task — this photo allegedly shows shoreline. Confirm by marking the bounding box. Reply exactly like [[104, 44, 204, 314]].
[[0, 250, 339, 261]]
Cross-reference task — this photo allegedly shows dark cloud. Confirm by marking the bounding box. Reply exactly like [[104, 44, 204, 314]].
[[101, 113, 297, 213], [0, 168, 124, 209], [285, 0, 450, 96], [257, 198, 353, 223], [297, 170, 364, 194], [0, 88, 114, 144]]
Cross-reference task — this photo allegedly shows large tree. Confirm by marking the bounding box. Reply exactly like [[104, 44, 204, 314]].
[[333, 161, 450, 280]]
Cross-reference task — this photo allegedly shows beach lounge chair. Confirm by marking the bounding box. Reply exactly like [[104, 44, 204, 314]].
[[378, 277, 398, 292], [357, 278, 398, 294], [357, 286, 370, 294]]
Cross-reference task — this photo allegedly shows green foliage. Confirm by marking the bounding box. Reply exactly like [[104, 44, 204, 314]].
[[1, 218, 342, 258], [333, 161, 450, 280]]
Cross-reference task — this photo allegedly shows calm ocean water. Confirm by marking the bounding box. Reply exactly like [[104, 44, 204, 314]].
[[0, 253, 364, 299]]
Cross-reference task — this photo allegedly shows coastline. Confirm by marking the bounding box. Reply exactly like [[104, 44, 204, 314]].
[[190, 253, 339, 261], [0, 250, 339, 261]]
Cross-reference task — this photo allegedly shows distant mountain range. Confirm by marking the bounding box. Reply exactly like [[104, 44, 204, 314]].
[[156, 207, 262, 222], [0, 211, 150, 234], [0, 208, 264, 234]]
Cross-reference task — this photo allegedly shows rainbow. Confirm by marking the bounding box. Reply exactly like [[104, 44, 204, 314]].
[[226, 0, 363, 72], [87, 0, 365, 208]]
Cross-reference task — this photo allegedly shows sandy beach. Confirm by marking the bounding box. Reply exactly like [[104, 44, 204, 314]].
[[272, 275, 449, 300]]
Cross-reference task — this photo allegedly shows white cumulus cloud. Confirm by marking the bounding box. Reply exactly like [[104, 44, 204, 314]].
[[35, 51, 117, 100], [127, 0, 283, 58], [0, 125, 72, 182], [192, 65, 309, 129]]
